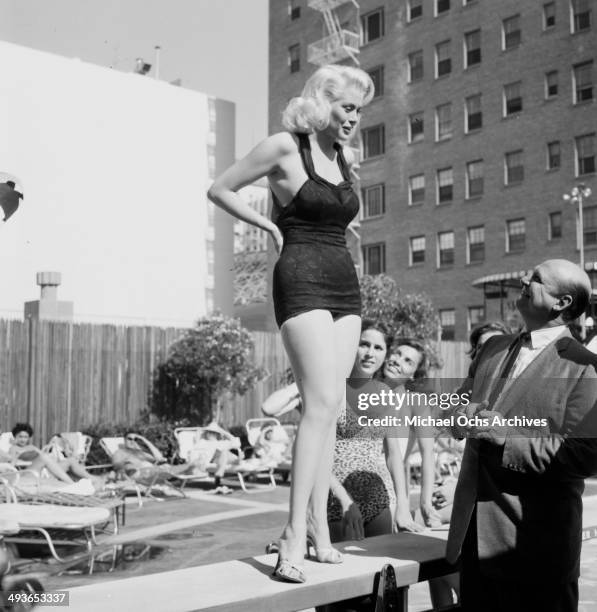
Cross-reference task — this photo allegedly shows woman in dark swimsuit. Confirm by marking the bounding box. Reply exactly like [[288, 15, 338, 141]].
[[208, 64, 374, 583]]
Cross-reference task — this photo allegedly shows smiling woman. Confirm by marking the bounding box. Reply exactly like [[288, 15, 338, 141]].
[[207, 64, 374, 584]]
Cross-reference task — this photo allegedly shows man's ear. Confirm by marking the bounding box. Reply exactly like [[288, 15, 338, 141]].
[[552, 293, 573, 314]]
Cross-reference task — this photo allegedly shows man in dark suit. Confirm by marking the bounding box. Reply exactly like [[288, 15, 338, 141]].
[[446, 259, 597, 612]]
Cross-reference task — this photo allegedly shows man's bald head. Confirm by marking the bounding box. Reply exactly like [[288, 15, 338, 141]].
[[517, 259, 592, 329], [542, 259, 591, 321]]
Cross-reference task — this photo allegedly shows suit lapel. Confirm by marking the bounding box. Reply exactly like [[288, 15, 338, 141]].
[[474, 336, 513, 402], [494, 329, 572, 418]]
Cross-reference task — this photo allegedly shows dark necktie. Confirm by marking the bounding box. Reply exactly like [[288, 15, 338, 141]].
[[486, 332, 531, 407]]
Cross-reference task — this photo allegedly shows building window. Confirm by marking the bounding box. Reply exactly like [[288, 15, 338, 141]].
[[464, 30, 481, 67], [545, 70, 559, 98], [409, 174, 425, 205], [436, 41, 452, 77], [574, 61, 594, 103], [362, 243, 386, 274], [576, 133, 596, 175], [408, 0, 423, 20], [362, 184, 385, 218], [468, 306, 485, 330], [549, 211, 562, 239], [368, 65, 384, 98], [436, 0, 451, 15], [507, 218, 526, 252], [584, 206, 597, 245], [288, 44, 300, 73], [439, 309, 455, 340], [465, 94, 482, 131], [408, 50, 424, 82], [362, 8, 384, 44], [466, 160, 484, 198], [437, 168, 453, 204], [409, 112, 424, 143], [362, 124, 385, 158], [289, 0, 301, 20], [503, 15, 521, 50], [505, 150, 524, 184], [468, 225, 485, 263], [504, 81, 523, 115], [547, 141, 561, 169], [409, 236, 426, 265], [571, 0, 592, 32], [438, 231, 455, 267], [436, 103, 452, 141], [543, 2, 556, 28]]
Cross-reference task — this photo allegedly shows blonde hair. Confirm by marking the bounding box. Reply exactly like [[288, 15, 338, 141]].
[[281, 64, 375, 133]]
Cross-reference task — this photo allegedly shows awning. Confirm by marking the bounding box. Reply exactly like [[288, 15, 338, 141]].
[[473, 262, 597, 289], [472, 269, 530, 289]]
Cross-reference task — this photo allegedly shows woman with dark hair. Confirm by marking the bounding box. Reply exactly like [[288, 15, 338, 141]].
[[328, 322, 423, 544], [467, 322, 511, 361], [4, 423, 95, 484], [208, 64, 375, 583]]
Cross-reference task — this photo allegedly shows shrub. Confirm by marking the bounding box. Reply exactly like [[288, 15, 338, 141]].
[[151, 314, 267, 423], [360, 274, 442, 368]]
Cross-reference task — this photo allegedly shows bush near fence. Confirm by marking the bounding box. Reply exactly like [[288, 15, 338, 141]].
[[0, 318, 468, 444]]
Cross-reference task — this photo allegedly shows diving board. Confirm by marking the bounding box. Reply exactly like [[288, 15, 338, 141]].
[[68, 531, 456, 612]]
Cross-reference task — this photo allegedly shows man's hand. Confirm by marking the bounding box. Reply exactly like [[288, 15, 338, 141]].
[[452, 400, 488, 438], [342, 502, 365, 540], [470, 409, 507, 446]]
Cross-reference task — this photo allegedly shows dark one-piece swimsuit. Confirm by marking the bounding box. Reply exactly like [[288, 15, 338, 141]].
[[271, 133, 361, 328]]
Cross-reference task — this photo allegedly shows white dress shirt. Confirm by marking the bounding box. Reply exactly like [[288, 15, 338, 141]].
[[509, 324, 567, 379]]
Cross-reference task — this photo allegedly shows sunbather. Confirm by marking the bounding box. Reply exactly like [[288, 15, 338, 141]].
[[4, 423, 98, 485], [111, 432, 207, 482]]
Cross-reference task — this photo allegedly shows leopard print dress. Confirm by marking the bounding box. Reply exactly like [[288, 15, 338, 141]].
[[327, 379, 403, 525]]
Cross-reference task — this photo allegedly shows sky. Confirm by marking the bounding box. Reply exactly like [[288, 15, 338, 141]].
[[0, 0, 269, 157]]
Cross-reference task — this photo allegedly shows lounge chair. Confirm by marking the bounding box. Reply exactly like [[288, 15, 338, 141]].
[[245, 418, 290, 465], [0, 502, 111, 573], [0, 469, 125, 535], [173, 425, 277, 492], [100, 434, 208, 498]]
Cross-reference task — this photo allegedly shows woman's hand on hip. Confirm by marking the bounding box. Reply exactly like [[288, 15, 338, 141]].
[[266, 222, 284, 255]]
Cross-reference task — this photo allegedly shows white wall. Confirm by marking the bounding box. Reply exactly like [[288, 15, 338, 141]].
[[0, 41, 210, 326]]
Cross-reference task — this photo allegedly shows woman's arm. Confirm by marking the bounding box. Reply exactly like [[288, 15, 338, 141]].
[[330, 473, 364, 540], [262, 383, 300, 417], [207, 133, 294, 253], [416, 434, 442, 527], [384, 437, 423, 532]]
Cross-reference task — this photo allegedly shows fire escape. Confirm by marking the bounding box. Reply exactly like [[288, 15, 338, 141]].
[[307, 0, 364, 275]]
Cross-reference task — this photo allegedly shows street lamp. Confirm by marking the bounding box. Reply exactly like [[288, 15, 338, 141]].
[[563, 184, 592, 339]]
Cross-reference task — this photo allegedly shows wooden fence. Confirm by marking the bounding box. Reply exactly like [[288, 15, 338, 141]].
[[0, 318, 468, 441]]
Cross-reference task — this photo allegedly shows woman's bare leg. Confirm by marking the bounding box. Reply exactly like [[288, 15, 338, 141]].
[[307, 315, 361, 551], [30, 455, 73, 483], [57, 458, 95, 480], [279, 310, 359, 568]]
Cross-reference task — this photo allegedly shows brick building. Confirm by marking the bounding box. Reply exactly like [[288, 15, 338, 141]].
[[268, 0, 596, 339]]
